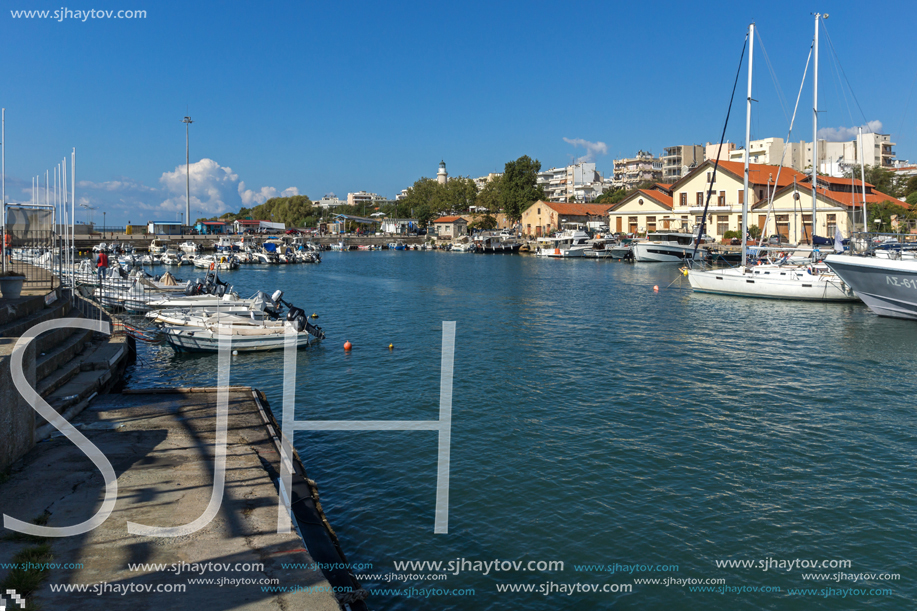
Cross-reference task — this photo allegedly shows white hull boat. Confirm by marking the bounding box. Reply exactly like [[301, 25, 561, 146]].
[[688, 264, 858, 301]]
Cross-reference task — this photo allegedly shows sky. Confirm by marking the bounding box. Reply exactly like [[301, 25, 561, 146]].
[[3, 0, 917, 226]]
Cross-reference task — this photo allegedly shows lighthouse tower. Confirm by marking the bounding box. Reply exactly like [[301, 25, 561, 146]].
[[437, 160, 448, 185]]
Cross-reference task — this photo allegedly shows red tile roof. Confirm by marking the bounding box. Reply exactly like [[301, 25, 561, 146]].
[[814, 187, 907, 210], [433, 216, 466, 223], [815, 175, 874, 188], [712, 160, 809, 188], [656, 183, 673, 190]]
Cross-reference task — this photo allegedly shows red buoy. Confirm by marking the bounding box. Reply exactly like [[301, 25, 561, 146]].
[[344, 341, 352, 351], [653, 285, 659, 292]]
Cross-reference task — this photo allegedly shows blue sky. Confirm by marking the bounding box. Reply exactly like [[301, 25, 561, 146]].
[[3, 0, 916, 225]]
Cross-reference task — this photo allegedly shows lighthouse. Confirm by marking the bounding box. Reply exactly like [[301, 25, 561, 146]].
[[437, 160, 448, 185]]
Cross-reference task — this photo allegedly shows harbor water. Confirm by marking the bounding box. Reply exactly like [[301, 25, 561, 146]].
[[126, 252, 917, 610]]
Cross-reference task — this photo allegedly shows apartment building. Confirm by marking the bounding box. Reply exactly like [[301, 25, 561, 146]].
[[728, 138, 806, 171], [611, 151, 662, 190], [536, 162, 605, 202], [662, 144, 704, 183], [347, 191, 387, 207]]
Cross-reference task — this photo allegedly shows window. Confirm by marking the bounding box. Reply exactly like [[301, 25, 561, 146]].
[[696, 192, 704, 206], [647, 216, 656, 232], [718, 191, 726, 206], [537, 208, 541, 215], [628, 216, 638, 233], [758, 189, 764, 201], [717, 215, 729, 236], [707, 171, 712, 182], [680, 193, 687, 206], [738, 190, 744, 205], [827, 214, 837, 236]]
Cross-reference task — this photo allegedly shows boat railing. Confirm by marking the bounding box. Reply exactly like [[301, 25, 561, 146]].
[[846, 231, 917, 257]]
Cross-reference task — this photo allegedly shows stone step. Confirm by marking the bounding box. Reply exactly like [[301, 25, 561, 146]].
[[0, 289, 70, 339], [40, 337, 130, 420], [35, 326, 94, 382], [35, 335, 127, 399], [43, 369, 113, 415]]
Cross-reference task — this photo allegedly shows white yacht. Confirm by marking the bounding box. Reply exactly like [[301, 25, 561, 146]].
[[535, 227, 592, 258], [149, 239, 168, 256], [179, 241, 201, 255], [633, 233, 706, 262]]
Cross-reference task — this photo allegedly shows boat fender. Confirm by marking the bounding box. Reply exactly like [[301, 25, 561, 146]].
[[210, 262, 215, 271]]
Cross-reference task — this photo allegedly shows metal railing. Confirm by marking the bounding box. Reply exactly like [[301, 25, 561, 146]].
[[847, 231, 917, 256]]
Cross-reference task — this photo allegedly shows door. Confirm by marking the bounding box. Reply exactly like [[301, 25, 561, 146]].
[[616, 217, 622, 232], [802, 214, 813, 243], [776, 215, 790, 242]]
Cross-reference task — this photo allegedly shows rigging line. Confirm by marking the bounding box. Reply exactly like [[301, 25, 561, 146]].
[[825, 32, 857, 132], [757, 43, 812, 249], [691, 30, 748, 263], [893, 69, 917, 141], [755, 29, 791, 127], [821, 20, 870, 129]]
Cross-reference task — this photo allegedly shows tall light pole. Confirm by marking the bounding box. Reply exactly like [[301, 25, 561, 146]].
[[183, 116, 193, 228]]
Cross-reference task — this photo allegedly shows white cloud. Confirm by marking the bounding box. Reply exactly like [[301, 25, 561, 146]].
[[158, 158, 240, 215], [563, 137, 609, 163], [238, 183, 300, 206], [78, 178, 157, 192], [817, 120, 883, 142]]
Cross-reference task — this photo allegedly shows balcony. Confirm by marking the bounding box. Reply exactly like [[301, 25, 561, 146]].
[[689, 206, 733, 213]]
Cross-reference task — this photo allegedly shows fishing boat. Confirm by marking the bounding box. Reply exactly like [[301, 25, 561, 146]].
[[161, 305, 324, 353], [473, 233, 522, 254]]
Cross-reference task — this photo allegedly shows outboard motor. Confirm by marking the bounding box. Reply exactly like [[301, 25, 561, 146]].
[[271, 290, 284, 304], [184, 280, 194, 295], [286, 306, 306, 332]]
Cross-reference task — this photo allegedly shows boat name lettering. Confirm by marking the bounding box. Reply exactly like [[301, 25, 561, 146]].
[[886, 276, 917, 289]]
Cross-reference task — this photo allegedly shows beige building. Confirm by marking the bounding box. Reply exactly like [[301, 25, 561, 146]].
[[705, 141, 736, 163], [611, 151, 662, 190], [520, 201, 613, 237], [432, 215, 467, 239], [666, 160, 809, 239], [607, 185, 676, 235], [751, 175, 904, 243]]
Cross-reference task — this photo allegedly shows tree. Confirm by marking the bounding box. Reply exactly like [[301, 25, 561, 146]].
[[443, 177, 478, 212], [501, 155, 546, 221], [748, 225, 762, 239], [905, 175, 917, 198], [595, 188, 628, 205], [868, 200, 911, 232], [846, 165, 897, 197], [475, 175, 503, 212], [469, 214, 498, 230]]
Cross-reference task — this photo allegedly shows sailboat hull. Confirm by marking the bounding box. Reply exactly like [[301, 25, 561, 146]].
[[688, 266, 858, 301]]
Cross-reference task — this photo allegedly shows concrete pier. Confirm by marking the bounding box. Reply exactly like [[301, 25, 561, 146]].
[[0, 387, 365, 610]]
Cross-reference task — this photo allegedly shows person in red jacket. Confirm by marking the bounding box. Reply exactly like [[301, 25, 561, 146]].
[[97, 250, 109, 282]]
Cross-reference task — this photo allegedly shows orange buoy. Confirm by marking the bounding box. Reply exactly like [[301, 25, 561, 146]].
[[653, 285, 659, 292], [344, 341, 352, 351]]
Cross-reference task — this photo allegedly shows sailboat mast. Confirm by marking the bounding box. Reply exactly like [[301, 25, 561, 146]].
[[742, 22, 754, 267], [811, 13, 821, 242], [858, 126, 867, 232]]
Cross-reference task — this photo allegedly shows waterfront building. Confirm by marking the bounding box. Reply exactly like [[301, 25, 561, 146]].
[[380, 218, 419, 234], [433, 215, 467, 238], [233, 219, 262, 233], [611, 151, 662, 190], [752, 175, 904, 243], [147, 221, 184, 235], [667, 160, 808, 240], [606, 184, 676, 235], [662, 144, 704, 183], [194, 220, 229, 235], [536, 163, 605, 202], [520, 201, 613, 237]]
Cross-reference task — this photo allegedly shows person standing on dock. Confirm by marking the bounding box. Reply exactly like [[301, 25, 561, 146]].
[[96, 250, 109, 282]]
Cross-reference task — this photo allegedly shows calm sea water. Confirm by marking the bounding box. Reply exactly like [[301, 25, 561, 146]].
[[127, 252, 917, 610]]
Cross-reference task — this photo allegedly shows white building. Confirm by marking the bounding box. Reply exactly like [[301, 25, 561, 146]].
[[380, 218, 418, 234], [347, 191, 386, 207], [536, 162, 605, 202], [473, 173, 502, 190], [729, 138, 806, 171], [315, 192, 347, 209], [395, 189, 409, 201]]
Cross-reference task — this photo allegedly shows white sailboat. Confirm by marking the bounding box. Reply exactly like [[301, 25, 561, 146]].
[[687, 18, 858, 301]]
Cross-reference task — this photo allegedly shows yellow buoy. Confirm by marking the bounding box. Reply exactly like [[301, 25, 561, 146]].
[[388, 343, 394, 350], [311, 313, 319, 319]]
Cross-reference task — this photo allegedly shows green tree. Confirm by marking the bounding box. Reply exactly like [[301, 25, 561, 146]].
[[748, 224, 762, 239], [905, 175, 917, 198], [501, 155, 546, 221], [595, 188, 628, 205], [475, 175, 503, 212], [443, 177, 478, 212], [868, 200, 910, 232], [846, 165, 897, 196]]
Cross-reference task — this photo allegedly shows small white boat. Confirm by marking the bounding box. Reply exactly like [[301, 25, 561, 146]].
[[162, 308, 324, 353], [149, 239, 168, 256], [633, 232, 707, 262], [161, 249, 184, 266], [179, 241, 201, 255]]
